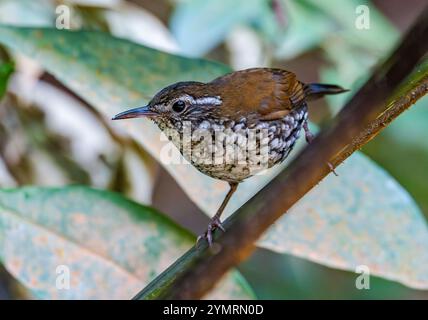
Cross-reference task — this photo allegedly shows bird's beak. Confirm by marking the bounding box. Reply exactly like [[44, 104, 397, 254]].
[[112, 105, 158, 120]]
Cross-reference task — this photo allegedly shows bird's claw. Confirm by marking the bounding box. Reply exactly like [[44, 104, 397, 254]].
[[197, 217, 225, 247]]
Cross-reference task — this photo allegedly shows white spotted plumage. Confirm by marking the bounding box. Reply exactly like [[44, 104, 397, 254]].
[[162, 104, 307, 183]]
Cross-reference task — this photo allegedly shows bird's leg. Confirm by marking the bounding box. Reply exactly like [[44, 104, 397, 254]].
[[303, 120, 315, 144], [303, 120, 338, 176], [198, 182, 239, 246]]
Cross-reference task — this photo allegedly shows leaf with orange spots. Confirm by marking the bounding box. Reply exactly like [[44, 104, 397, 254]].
[[0, 186, 254, 299]]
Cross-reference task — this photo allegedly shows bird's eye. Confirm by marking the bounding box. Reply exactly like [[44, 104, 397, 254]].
[[171, 100, 186, 113]]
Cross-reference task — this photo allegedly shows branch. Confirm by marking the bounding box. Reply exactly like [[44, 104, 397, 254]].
[[134, 5, 428, 300], [331, 70, 428, 167]]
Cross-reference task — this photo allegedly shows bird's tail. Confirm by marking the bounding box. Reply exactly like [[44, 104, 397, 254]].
[[304, 83, 349, 100]]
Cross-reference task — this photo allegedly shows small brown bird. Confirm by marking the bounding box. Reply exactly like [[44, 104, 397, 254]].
[[113, 68, 347, 245]]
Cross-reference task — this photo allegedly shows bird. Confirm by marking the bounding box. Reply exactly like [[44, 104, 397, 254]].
[[112, 68, 347, 245]]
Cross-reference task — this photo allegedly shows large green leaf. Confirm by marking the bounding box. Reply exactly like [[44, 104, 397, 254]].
[[259, 152, 428, 289], [1, 27, 427, 289], [0, 186, 254, 299]]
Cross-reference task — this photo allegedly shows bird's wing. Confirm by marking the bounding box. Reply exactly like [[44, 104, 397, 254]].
[[211, 68, 306, 122]]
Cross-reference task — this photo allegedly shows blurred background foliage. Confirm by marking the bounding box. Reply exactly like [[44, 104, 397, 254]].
[[0, 0, 427, 299]]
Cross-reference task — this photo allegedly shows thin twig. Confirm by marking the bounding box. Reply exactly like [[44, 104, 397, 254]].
[[134, 5, 428, 300]]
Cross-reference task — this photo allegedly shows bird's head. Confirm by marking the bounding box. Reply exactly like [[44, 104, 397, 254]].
[[112, 81, 223, 131]]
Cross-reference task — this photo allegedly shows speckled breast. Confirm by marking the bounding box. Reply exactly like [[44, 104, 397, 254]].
[[162, 105, 308, 183]]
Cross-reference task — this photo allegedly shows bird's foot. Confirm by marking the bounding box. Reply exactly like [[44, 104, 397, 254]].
[[197, 217, 225, 247]]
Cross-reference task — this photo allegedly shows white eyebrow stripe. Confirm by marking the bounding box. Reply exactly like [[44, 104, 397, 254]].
[[176, 94, 222, 107], [194, 96, 222, 106]]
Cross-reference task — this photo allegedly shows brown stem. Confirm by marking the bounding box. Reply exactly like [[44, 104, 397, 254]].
[[135, 5, 428, 300]]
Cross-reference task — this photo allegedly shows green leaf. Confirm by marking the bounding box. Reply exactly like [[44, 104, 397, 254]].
[[0, 60, 14, 98], [240, 249, 428, 299], [1, 26, 427, 289], [307, 0, 399, 51], [274, 0, 335, 59], [170, 0, 267, 57], [259, 152, 428, 289], [0, 186, 254, 299]]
